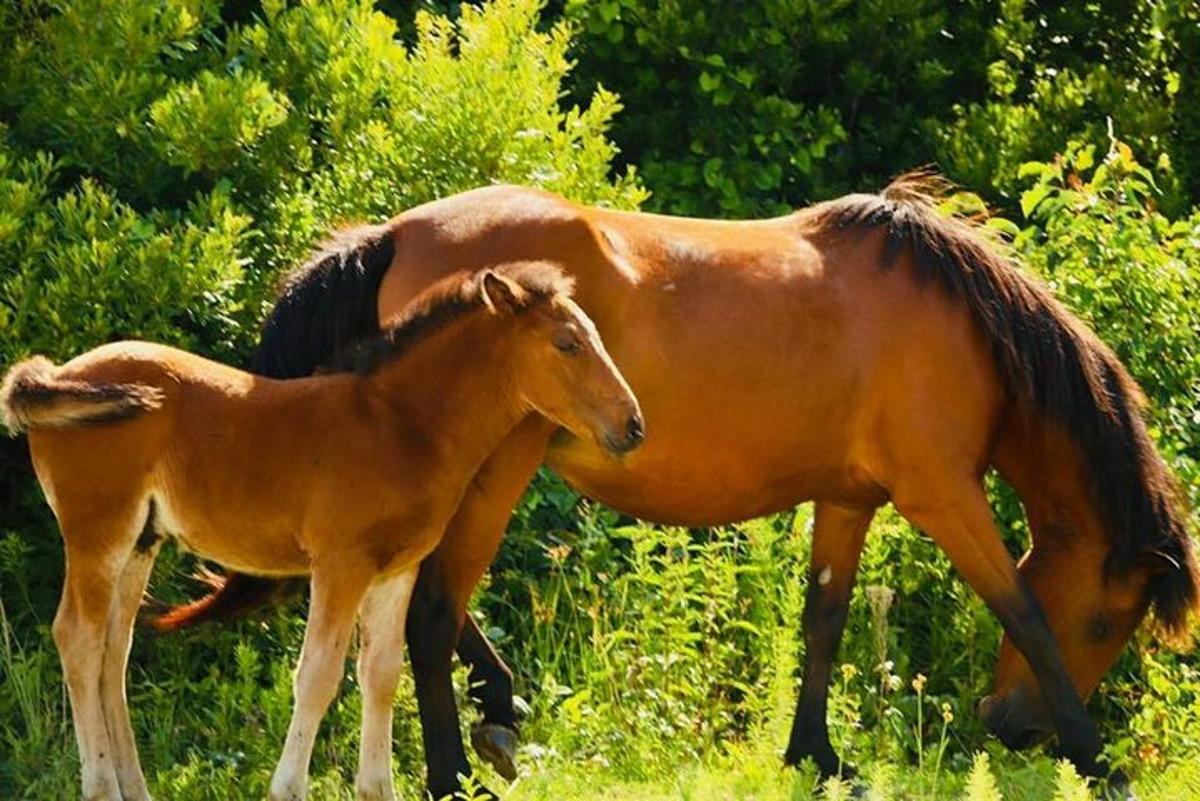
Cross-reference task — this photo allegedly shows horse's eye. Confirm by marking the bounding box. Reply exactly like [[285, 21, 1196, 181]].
[[555, 338, 582, 355]]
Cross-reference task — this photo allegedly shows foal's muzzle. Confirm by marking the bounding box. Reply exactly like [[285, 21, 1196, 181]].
[[605, 413, 645, 454], [978, 690, 1053, 751]]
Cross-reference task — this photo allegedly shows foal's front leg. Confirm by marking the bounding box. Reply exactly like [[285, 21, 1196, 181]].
[[269, 563, 372, 801], [784, 502, 874, 779], [355, 568, 418, 801]]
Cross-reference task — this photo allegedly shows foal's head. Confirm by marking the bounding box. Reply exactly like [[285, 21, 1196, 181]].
[[478, 265, 643, 455]]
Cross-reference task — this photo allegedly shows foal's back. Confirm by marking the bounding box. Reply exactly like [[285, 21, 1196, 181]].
[[25, 341, 385, 573]]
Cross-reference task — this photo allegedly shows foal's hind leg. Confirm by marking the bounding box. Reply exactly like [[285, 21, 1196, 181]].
[[101, 529, 162, 801], [54, 541, 124, 801], [784, 502, 874, 778], [892, 478, 1108, 779], [269, 560, 373, 801], [355, 568, 418, 801]]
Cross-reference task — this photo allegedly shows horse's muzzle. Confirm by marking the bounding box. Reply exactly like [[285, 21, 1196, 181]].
[[978, 691, 1053, 751]]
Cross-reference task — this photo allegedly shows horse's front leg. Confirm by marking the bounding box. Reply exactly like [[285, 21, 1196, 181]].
[[408, 416, 551, 799], [269, 559, 372, 801], [784, 502, 874, 779]]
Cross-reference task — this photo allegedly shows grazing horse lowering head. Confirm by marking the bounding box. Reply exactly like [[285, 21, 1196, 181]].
[[982, 374, 1200, 750]]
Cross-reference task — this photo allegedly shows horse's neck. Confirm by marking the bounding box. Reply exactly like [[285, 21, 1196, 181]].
[[994, 410, 1109, 553], [365, 316, 525, 481]]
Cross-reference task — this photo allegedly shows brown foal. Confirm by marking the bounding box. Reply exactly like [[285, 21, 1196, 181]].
[[1, 264, 642, 801]]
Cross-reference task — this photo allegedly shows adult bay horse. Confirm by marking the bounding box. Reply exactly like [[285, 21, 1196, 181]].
[[3, 265, 642, 801], [163, 173, 1197, 798]]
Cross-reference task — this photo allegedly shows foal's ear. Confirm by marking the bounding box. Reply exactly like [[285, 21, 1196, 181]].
[[481, 271, 524, 315]]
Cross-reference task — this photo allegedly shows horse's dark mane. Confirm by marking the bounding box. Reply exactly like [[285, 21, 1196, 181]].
[[252, 224, 397, 380], [812, 169, 1199, 638], [332, 259, 574, 375]]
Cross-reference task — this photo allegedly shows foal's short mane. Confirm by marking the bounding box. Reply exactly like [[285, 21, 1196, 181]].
[[812, 169, 1199, 638], [332, 260, 574, 375]]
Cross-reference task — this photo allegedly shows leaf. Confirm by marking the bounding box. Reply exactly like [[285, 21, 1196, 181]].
[[1018, 161, 1051, 179], [698, 71, 722, 93], [1020, 184, 1052, 218]]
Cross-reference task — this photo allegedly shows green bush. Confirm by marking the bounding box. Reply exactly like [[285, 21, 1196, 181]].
[[562, 0, 1197, 217]]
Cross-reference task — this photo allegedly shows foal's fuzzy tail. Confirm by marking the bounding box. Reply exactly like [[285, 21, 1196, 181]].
[[0, 356, 164, 434]]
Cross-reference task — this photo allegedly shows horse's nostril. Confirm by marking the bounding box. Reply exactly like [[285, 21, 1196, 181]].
[[974, 695, 1003, 719]]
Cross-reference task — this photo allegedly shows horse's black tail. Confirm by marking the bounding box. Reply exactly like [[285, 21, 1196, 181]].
[[147, 224, 396, 631]]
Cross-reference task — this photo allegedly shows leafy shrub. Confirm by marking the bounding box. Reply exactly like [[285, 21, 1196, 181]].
[[561, 0, 1198, 216], [1015, 138, 1200, 495]]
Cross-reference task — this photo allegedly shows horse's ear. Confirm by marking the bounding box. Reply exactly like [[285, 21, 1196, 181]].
[[481, 271, 524, 315], [1135, 550, 1182, 576]]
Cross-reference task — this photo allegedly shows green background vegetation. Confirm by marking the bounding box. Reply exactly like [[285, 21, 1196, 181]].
[[1, 1, 1199, 799]]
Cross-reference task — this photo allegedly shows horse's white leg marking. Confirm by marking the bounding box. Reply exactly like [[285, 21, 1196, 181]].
[[101, 532, 160, 801], [269, 566, 370, 801], [55, 546, 123, 801], [355, 568, 418, 801]]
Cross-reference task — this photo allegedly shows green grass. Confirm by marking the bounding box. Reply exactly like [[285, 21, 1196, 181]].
[[501, 746, 1200, 801], [3, 504, 1199, 800]]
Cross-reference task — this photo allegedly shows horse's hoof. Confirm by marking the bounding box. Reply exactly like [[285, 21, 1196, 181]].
[[471, 723, 519, 782], [1100, 779, 1138, 801]]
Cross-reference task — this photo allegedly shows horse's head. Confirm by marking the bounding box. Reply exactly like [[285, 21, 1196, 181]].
[[980, 541, 1169, 749], [481, 267, 643, 456], [979, 515, 1195, 748]]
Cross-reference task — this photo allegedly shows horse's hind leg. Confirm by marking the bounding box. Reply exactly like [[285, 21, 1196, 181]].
[[100, 509, 162, 801], [784, 502, 874, 778], [355, 568, 418, 801], [54, 540, 125, 801], [892, 477, 1107, 778], [269, 560, 373, 801]]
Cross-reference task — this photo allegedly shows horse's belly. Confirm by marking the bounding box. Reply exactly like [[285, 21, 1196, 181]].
[[546, 424, 886, 526]]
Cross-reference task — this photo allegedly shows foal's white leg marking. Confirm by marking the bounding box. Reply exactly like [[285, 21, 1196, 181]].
[[269, 568, 370, 801], [355, 568, 418, 801], [55, 549, 122, 801], [101, 538, 160, 801]]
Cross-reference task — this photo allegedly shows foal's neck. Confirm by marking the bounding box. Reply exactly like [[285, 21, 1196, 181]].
[[363, 313, 527, 481]]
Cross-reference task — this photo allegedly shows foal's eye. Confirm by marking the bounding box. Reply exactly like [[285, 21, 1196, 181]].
[[555, 338, 583, 355]]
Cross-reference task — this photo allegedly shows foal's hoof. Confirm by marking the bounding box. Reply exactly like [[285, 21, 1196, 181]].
[[471, 723, 519, 782]]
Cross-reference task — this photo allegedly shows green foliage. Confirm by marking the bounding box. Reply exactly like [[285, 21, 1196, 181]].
[[561, 0, 1198, 216], [961, 752, 1004, 801], [0, 140, 252, 365], [1015, 138, 1200, 493]]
